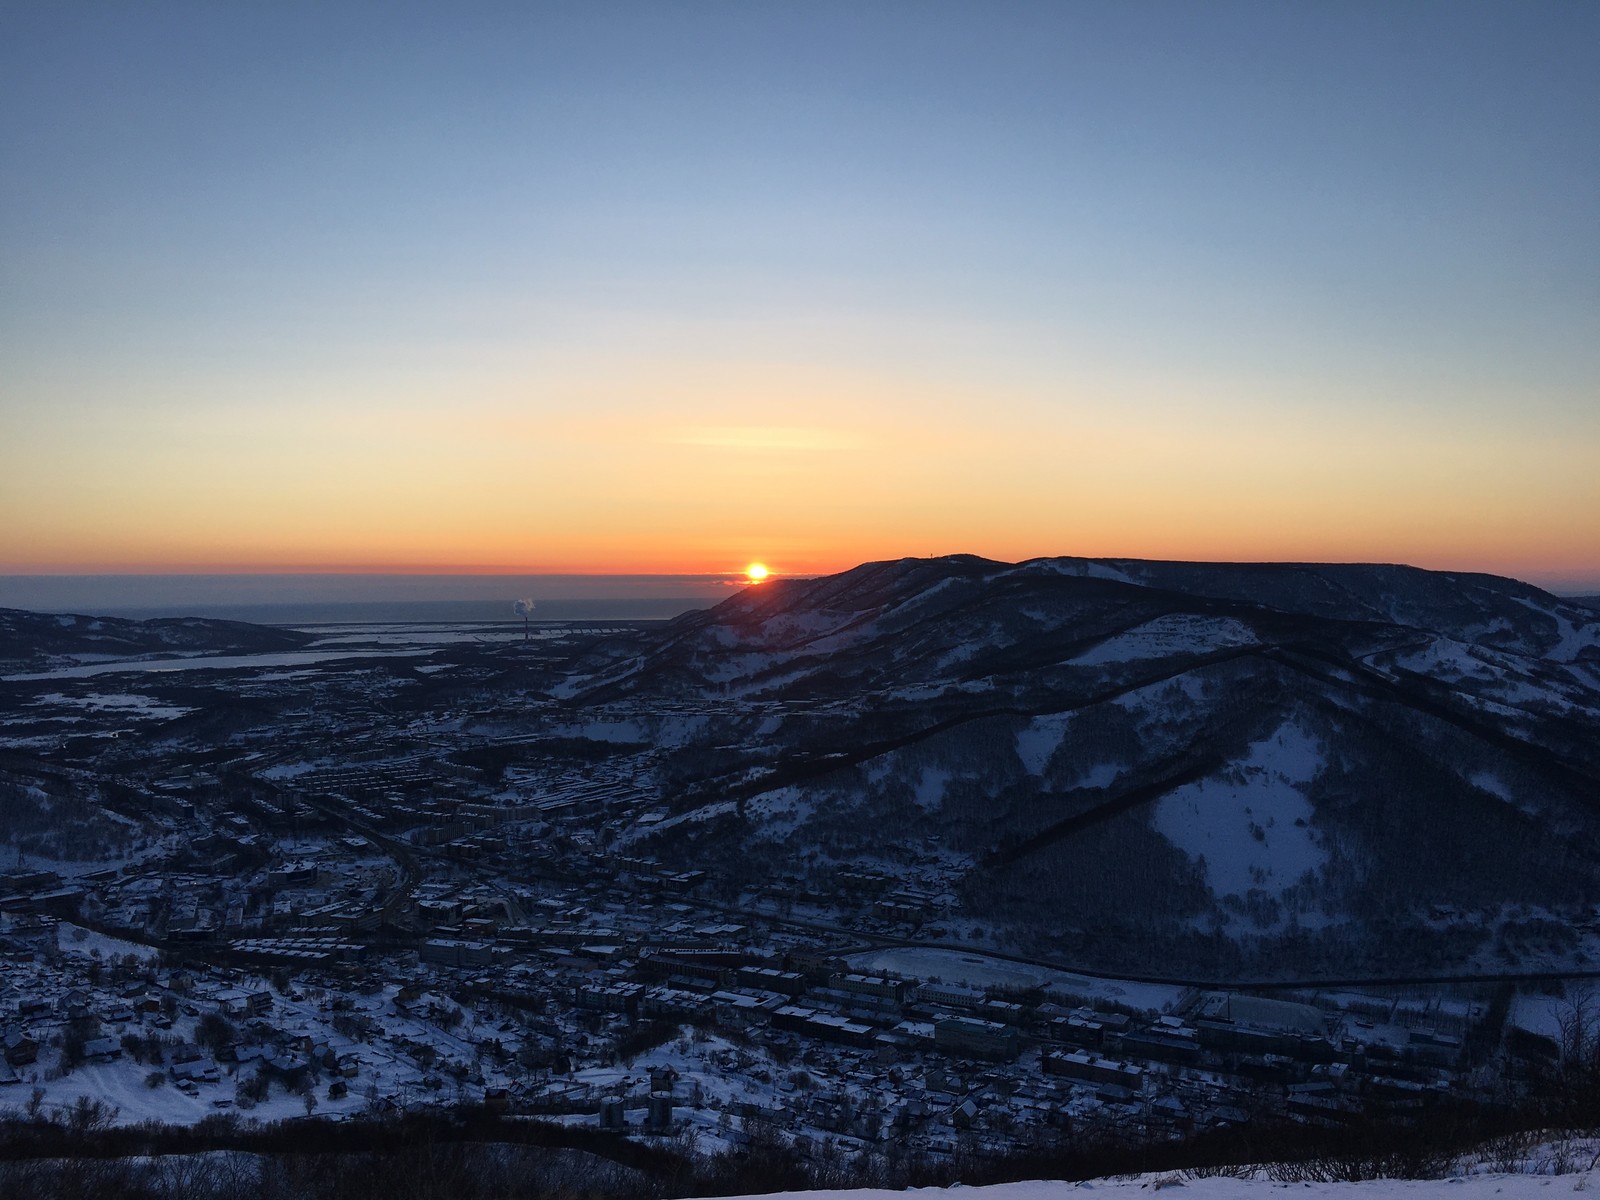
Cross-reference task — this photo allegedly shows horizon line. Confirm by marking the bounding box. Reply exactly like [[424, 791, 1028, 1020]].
[[1, 554, 1597, 595]]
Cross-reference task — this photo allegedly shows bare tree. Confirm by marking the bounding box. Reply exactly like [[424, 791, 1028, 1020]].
[[1552, 989, 1600, 1130]]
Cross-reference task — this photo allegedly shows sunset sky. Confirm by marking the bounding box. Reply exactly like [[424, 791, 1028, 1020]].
[[3, 2, 1597, 588]]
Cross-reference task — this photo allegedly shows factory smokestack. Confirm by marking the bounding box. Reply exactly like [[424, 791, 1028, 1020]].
[[514, 598, 534, 642]]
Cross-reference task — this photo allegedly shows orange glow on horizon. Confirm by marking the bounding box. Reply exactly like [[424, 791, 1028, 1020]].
[[1, 356, 1594, 589]]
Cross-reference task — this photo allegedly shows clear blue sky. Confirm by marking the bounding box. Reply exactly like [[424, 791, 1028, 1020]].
[[3, 2, 1597, 586]]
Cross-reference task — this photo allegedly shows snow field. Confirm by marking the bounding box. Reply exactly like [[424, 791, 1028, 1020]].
[[1151, 722, 1325, 901], [1073, 616, 1257, 667], [843, 947, 1186, 1014], [1015, 714, 1072, 776]]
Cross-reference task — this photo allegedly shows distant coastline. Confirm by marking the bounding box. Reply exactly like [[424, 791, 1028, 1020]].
[[0, 573, 735, 624]]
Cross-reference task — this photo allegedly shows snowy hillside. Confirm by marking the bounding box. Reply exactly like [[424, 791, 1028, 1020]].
[[583, 555, 1600, 979]]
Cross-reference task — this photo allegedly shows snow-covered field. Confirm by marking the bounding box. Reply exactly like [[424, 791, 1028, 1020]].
[[842, 947, 1186, 1013], [56, 921, 161, 963], [32, 691, 194, 720], [1507, 983, 1597, 1041]]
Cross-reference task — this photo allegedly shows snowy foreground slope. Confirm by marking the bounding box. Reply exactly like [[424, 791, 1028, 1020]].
[[691, 1169, 1598, 1200], [578, 554, 1600, 978]]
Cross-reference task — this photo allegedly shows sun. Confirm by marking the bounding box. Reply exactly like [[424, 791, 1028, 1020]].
[[745, 563, 770, 583]]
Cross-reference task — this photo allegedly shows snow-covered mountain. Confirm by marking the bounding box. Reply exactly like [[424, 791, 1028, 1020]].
[[586, 556, 1600, 980]]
